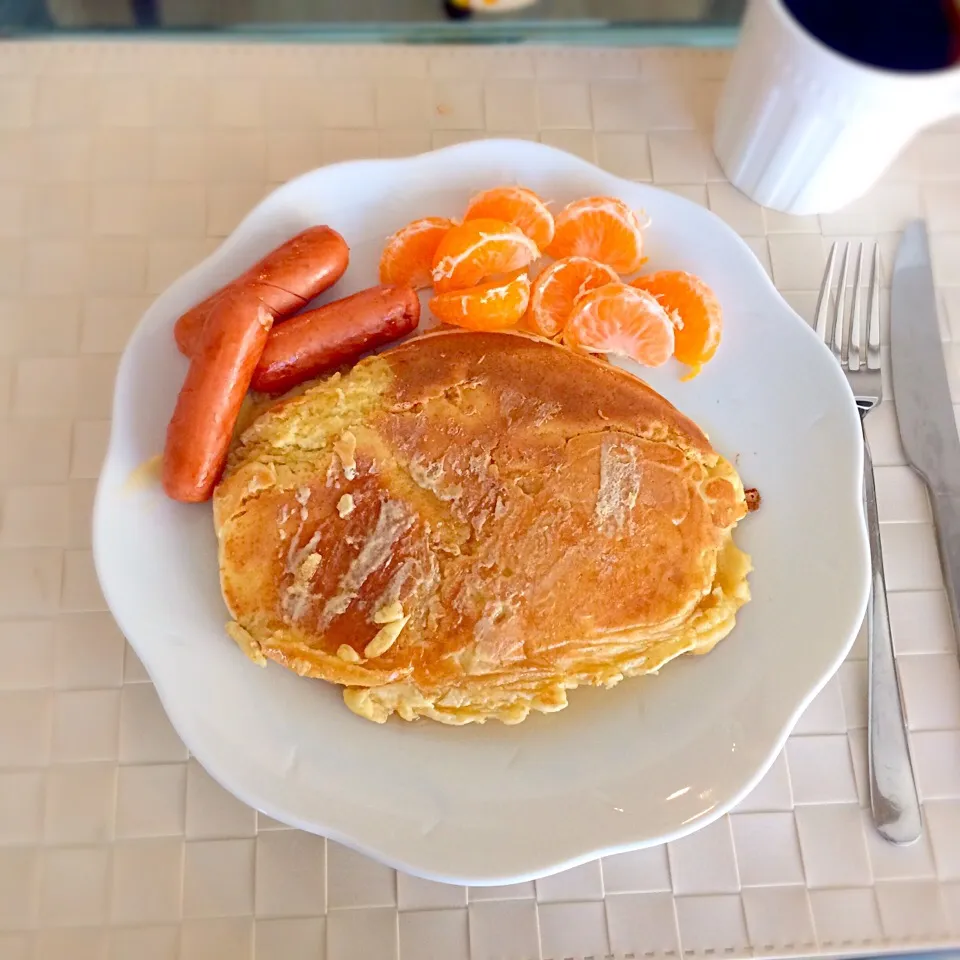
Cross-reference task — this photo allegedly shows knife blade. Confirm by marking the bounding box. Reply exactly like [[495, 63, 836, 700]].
[[891, 220, 960, 652]]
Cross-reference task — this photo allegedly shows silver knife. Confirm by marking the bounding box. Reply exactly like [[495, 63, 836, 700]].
[[891, 221, 960, 651]]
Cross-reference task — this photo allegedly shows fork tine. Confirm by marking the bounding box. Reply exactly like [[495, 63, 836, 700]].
[[832, 242, 850, 360], [867, 243, 881, 370], [848, 243, 865, 372], [814, 242, 838, 341]]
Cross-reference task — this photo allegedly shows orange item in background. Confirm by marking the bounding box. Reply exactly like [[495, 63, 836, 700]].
[[547, 196, 646, 275], [431, 218, 539, 293], [464, 186, 555, 250], [632, 270, 722, 377], [379, 217, 456, 290], [527, 256, 618, 338], [564, 282, 674, 368], [429, 273, 530, 331]]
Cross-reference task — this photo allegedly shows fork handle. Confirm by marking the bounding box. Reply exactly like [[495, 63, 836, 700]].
[[864, 431, 923, 845]]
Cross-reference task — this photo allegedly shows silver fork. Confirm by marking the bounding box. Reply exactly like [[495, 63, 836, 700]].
[[815, 241, 922, 845]]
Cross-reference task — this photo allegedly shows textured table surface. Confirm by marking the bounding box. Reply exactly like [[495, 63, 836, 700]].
[[1, 39, 959, 960]]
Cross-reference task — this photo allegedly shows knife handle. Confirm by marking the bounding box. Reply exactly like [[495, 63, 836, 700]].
[[864, 432, 923, 845], [929, 491, 960, 661]]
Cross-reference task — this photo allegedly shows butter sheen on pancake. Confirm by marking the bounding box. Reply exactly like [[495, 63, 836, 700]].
[[214, 330, 751, 724]]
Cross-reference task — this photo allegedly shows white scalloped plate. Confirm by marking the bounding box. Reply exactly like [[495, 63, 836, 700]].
[[94, 139, 869, 885]]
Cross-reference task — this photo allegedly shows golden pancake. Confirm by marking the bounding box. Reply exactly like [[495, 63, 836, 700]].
[[214, 330, 751, 724]]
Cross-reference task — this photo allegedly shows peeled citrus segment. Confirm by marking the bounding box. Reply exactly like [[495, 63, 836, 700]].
[[546, 196, 646, 275], [527, 256, 619, 338], [631, 270, 722, 376], [380, 217, 457, 290], [464, 186, 555, 250], [431, 218, 540, 293], [429, 273, 531, 331], [564, 282, 674, 367]]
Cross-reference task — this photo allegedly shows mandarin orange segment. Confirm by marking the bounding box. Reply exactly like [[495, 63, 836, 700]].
[[631, 270, 722, 376], [464, 186, 555, 250], [429, 272, 531, 331], [380, 216, 456, 290], [527, 256, 619, 338], [564, 282, 674, 367], [431, 218, 540, 293], [546, 196, 646, 275]]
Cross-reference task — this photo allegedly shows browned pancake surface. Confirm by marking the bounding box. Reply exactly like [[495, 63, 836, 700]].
[[215, 330, 751, 724]]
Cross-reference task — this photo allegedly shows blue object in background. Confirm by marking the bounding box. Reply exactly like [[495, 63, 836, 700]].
[[0, 0, 52, 29], [784, 0, 960, 70]]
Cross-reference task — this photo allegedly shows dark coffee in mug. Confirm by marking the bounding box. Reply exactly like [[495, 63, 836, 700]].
[[783, 0, 960, 71]]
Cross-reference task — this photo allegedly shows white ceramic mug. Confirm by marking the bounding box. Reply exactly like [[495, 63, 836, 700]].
[[714, 0, 960, 215]]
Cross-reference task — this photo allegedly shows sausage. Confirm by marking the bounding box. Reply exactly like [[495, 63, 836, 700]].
[[163, 288, 273, 503], [174, 286, 307, 358], [251, 285, 420, 395], [173, 226, 350, 357], [175, 226, 348, 356], [174, 283, 308, 358]]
